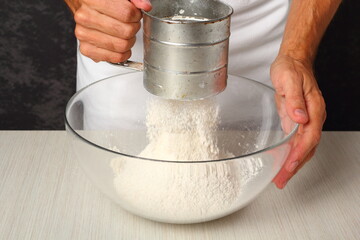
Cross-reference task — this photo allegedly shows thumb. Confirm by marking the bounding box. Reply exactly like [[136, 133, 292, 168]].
[[130, 0, 152, 12], [283, 77, 309, 124]]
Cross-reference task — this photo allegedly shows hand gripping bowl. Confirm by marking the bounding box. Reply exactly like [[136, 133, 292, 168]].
[[65, 72, 298, 224]]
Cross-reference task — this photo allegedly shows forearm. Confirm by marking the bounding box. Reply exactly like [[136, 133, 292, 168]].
[[64, 0, 80, 14], [279, 0, 341, 65]]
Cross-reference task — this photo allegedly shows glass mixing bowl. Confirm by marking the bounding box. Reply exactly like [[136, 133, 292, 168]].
[[65, 72, 298, 224]]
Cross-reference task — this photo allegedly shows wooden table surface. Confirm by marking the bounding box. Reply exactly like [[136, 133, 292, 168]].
[[0, 131, 359, 239]]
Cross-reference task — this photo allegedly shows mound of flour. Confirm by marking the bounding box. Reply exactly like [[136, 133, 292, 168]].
[[110, 98, 263, 222]]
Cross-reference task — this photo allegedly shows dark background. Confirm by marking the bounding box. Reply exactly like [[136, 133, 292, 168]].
[[0, 0, 359, 130]]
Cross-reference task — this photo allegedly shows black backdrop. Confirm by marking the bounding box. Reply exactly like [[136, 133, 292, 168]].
[[0, 0, 359, 130]]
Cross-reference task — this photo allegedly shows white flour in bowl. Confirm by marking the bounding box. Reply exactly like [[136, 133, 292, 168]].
[[110, 98, 263, 222]]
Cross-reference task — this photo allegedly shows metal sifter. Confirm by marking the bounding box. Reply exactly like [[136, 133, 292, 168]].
[[111, 0, 233, 100]]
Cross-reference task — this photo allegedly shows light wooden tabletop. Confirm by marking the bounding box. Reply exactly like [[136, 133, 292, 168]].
[[0, 131, 359, 239]]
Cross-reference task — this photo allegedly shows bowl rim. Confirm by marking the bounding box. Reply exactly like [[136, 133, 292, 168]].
[[65, 72, 299, 163]]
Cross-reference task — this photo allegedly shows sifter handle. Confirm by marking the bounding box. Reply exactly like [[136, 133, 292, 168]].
[[108, 60, 144, 71]]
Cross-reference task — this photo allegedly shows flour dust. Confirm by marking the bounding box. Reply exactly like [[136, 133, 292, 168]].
[[110, 98, 263, 223]]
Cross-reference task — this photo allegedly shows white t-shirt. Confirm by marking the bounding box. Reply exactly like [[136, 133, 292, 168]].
[[77, 0, 289, 90]]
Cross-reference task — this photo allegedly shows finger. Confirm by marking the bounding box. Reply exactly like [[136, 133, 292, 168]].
[[275, 94, 287, 121], [271, 63, 308, 124], [273, 91, 325, 189], [75, 25, 136, 53], [79, 41, 132, 63], [82, 0, 142, 23], [275, 94, 294, 134], [272, 147, 316, 189], [131, 0, 152, 12], [283, 77, 326, 173], [293, 147, 316, 174], [272, 165, 292, 189], [75, 5, 141, 39], [281, 71, 309, 124], [274, 123, 321, 188]]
